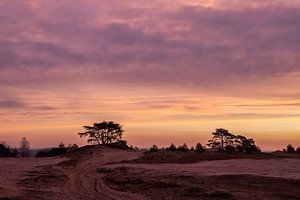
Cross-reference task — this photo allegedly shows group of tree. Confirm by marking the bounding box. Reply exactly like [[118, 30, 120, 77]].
[[207, 128, 261, 153], [36, 143, 78, 157], [148, 129, 260, 154], [0, 142, 18, 157], [149, 142, 206, 153], [0, 137, 30, 157], [285, 144, 300, 154]]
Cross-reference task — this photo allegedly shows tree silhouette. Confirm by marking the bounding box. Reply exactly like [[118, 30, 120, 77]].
[[150, 144, 158, 152], [296, 147, 300, 154], [286, 144, 295, 153], [207, 128, 260, 153], [178, 143, 189, 152], [168, 143, 177, 151], [78, 121, 124, 145], [0, 142, 12, 157], [195, 143, 205, 153], [207, 128, 235, 150], [19, 137, 30, 157]]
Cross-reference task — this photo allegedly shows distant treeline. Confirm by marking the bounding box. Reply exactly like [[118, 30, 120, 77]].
[[148, 128, 300, 154], [35, 143, 79, 157], [1, 124, 300, 157]]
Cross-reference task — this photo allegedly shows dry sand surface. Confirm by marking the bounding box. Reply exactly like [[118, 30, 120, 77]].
[[0, 146, 300, 200]]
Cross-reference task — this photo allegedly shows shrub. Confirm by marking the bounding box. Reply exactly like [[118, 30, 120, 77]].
[[107, 140, 129, 149], [68, 144, 79, 151], [19, 137, 30, 157], [225, 145, 235, 153], [149, 145, 158, 153], [168, 143, 177, 151], [0, 143, 14, 157], [296, 147, 300, 154], [195, 143, 205, 153], [178, 143, 189, 152], [36, 147, 68, 157], [36, 143, 78, 157], [286, 144, 295, 153]]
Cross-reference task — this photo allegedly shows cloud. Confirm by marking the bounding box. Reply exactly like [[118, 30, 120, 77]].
[[0, 100, 26, 109], [0, 100, 55, 111], [0, 0, 300, 92]]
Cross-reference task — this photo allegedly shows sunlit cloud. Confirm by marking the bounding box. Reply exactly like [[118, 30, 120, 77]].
[[0, 0, 299, 150]]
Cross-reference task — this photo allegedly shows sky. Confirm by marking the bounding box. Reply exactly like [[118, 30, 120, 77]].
[[0, 0, 300, 151]]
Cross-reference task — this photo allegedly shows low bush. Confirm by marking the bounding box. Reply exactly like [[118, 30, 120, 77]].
[[195, 143, 205, 153], [149, 145, 158, 153], [286, 144, 296, 153]]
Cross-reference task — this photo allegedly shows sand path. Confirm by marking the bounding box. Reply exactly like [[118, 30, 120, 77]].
[[57, 147, 146, 200]]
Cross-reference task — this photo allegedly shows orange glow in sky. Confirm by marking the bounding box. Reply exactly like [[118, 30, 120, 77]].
[[0, 0, 300, 151]]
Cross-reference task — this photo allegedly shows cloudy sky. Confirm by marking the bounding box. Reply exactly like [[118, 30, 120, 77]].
[[0, 0, 299, 150]]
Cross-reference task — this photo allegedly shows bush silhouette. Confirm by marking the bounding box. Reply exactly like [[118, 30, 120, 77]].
[[178, 143, 189, 152], [225, 145, 235, 153], [167, 143, 177, 151], [195, 143, 205, 153], [0, 143, 15, 157], [107, 140, 129, 149], [296, 147, 300, 154], [149, 144, 158, 153], [36, 143, 78, 157], [286, 144, 295, 153], [19, 137, 30, 157]]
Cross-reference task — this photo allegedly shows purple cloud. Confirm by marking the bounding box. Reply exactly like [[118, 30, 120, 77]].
[[0, 0, 300, 90]]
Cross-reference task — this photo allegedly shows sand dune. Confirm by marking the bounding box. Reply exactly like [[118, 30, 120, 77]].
[[1, 146, 299, 200]]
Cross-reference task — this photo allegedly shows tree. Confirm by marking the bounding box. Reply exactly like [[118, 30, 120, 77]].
[[195, 143, 205, 153], [0, 142, 13, 157], [58, 142, 65, 149], [168, 143, 177, 151], [149, 144, 158, 152], [296, 147, 300, 154], [19, 137, 30, 157], [286, 144, 295, 153], [207, 128, 235, 150], [178, 143, 189, 152], [36, 143, 79, 157], [68, 144, 79, 151], [78, 121, 124, 145], [207, 128, 261, 153]]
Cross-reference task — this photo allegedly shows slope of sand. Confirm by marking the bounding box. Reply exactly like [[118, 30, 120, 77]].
[[0, 157, 67, 199], [107, 158, 300, 180], [1, 146, 300, 200]]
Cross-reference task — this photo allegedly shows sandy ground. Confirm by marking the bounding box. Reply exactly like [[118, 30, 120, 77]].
[[0, 157, 66, 199], [1, 146, 300, 200], [108, 158, 300, 180]]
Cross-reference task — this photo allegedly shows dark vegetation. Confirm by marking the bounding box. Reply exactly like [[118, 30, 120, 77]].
[[107, 140, 132, 150], [0, 143, 18, 157], [19, 137, 30, 157], [138, 128, 300, 163], [285, 144, 300, 154], [207, 128, 260, 153], [0, 137, 30, 158], [36, 143, 78, 157], [147, 128, 261, 155], [78, 121, 124, 145]]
